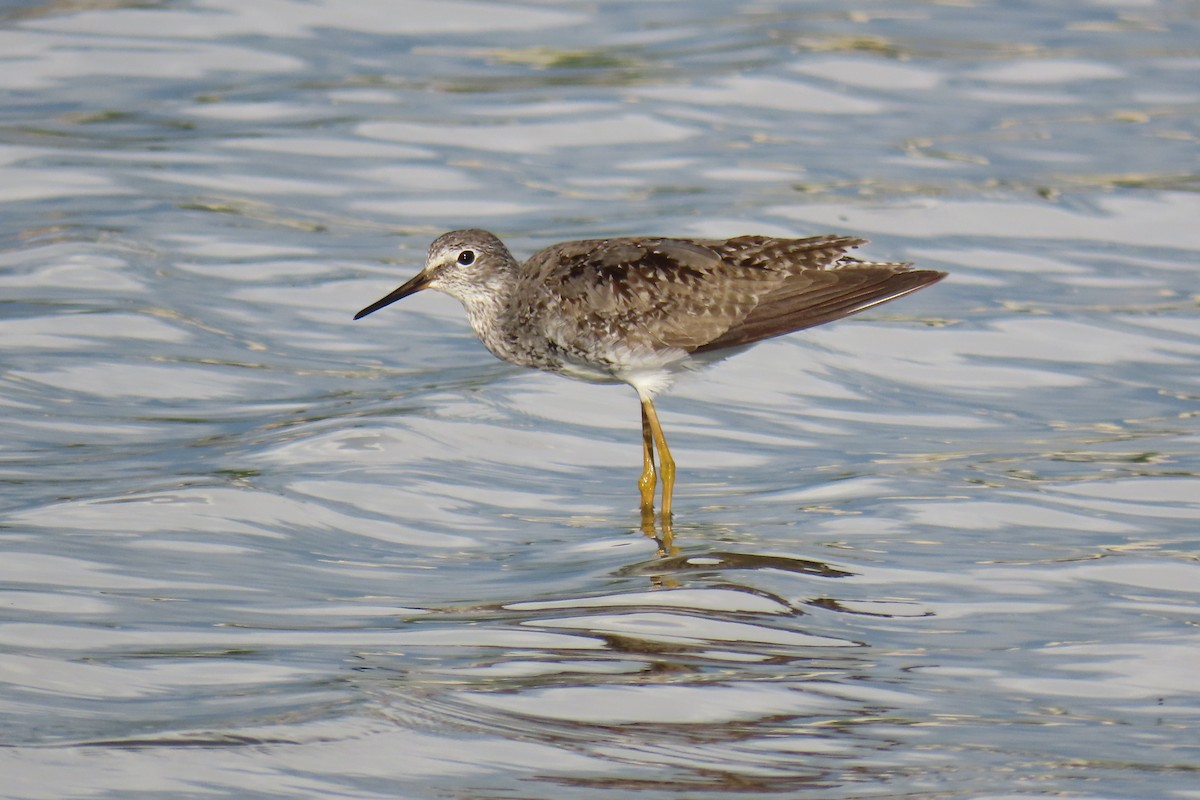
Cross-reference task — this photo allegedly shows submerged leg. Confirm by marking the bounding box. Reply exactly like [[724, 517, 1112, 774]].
[[638, 403, 657, 513], [640, 398, 675, 520]]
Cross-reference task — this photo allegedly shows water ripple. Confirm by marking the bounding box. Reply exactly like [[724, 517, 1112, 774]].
[[2, 0, 1198, 798]]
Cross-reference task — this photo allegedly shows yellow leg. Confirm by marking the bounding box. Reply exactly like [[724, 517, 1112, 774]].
[[638, 404, 657, 514], [640, 398, 675, 520]]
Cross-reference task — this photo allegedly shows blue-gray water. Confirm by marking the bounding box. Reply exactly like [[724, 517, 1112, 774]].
[[2, 1, 1198, 798]]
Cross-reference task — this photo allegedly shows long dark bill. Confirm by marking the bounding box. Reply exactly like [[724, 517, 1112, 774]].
[[353, 272, 431, 320]]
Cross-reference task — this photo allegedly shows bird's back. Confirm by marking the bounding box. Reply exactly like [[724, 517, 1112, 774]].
[[510, 234, 944, 362]]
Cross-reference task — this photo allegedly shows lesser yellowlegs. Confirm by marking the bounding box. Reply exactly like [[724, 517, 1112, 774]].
[[355, 230, 945, 522]]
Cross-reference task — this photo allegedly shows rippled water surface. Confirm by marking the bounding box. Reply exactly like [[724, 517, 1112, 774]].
[[3, 1, 1199, 798]]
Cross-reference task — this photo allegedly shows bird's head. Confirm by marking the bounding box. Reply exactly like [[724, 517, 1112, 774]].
[[354, 229, 514, 320]]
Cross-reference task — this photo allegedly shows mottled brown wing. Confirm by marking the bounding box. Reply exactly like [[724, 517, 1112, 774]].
[[524, 237, 786, 353], [524, 235, 892, 353], [691, 262, 947, 354], [709, 234, 869, 270]]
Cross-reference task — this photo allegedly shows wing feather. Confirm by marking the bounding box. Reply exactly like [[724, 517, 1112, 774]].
[[692, 265, 946, 354], [514, 235, 943, 359]]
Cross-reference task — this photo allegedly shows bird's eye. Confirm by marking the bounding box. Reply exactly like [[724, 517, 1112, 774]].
[[457, 250, 475, 266]]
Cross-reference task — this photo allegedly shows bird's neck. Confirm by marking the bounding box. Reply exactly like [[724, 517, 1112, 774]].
[[453, 267, 524, 364]]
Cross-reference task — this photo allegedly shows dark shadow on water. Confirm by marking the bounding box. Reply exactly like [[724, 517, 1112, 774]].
[[621, 542, 857, 582], [634, 512, 861, 581]]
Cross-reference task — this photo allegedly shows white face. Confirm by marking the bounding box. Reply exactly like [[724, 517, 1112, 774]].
[[355, 230, 509, 321], [420, 230, 510, 306], [423, 240, 479, 285]]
